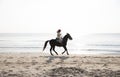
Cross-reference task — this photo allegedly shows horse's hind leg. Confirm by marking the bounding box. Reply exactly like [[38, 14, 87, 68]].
[[53, 47, 58, 55], [50, 47, 53, 56]]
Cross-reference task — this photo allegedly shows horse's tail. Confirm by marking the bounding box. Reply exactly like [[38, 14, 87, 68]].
[[43, 40, 49, 51]]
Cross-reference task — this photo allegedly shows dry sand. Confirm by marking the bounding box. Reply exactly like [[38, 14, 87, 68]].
[[0, 53, 120, 77]]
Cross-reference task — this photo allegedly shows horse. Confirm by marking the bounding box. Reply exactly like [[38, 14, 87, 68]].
[[43, 33, 73, 56]]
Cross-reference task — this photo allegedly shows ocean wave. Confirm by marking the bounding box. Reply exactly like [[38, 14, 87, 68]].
[[83, 49, 120, 52], [0, 47, 42, 48], [87, 44, 120, 47]]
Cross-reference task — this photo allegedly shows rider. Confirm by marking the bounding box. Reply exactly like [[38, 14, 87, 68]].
[[56, 29, 62, 43]]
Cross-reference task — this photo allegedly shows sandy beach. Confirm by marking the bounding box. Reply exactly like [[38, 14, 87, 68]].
[[0, 53, 119, 77]]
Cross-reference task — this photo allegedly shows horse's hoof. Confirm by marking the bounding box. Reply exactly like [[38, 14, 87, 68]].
[[51, 54, 54, 56], [67, 53, 69, 55]]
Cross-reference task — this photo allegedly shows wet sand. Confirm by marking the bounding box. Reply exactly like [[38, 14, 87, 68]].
[[0, 53, 120, 77]]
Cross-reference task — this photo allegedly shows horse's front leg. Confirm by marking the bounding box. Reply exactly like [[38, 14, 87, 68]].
[[62, 46, 69, 55], [62, 51, 65, 54]]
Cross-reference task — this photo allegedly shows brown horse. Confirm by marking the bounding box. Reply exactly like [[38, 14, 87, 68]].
[[43, 33, 73, 55]]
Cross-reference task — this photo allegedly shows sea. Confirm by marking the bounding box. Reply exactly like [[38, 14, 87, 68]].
[[0, 33, 120, 55]]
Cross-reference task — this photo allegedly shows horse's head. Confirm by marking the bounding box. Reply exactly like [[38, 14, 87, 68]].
[[66, 33, 73, 40]]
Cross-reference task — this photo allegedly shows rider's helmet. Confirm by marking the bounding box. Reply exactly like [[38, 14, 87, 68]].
[[57, 29, 61, 33]]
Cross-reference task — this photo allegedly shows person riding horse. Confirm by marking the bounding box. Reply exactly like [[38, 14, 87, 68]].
[[43, 33, 72, 55]]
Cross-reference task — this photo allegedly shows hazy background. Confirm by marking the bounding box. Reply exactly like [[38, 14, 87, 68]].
[[0, 0, 120, 54], [0, 0, 120, 36]]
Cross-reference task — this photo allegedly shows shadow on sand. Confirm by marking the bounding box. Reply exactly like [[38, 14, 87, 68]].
[[44, 56, 69, 64]]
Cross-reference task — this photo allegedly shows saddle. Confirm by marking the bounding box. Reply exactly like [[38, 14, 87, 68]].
[[56, 38, 63, 44]]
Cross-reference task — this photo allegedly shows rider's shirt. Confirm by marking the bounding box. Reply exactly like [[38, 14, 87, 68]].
[[56, 32, 62, 43], [57, 33, 62, 38]]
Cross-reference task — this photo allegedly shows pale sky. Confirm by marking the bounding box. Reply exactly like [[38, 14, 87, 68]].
[[0, 0, 120, 35]]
